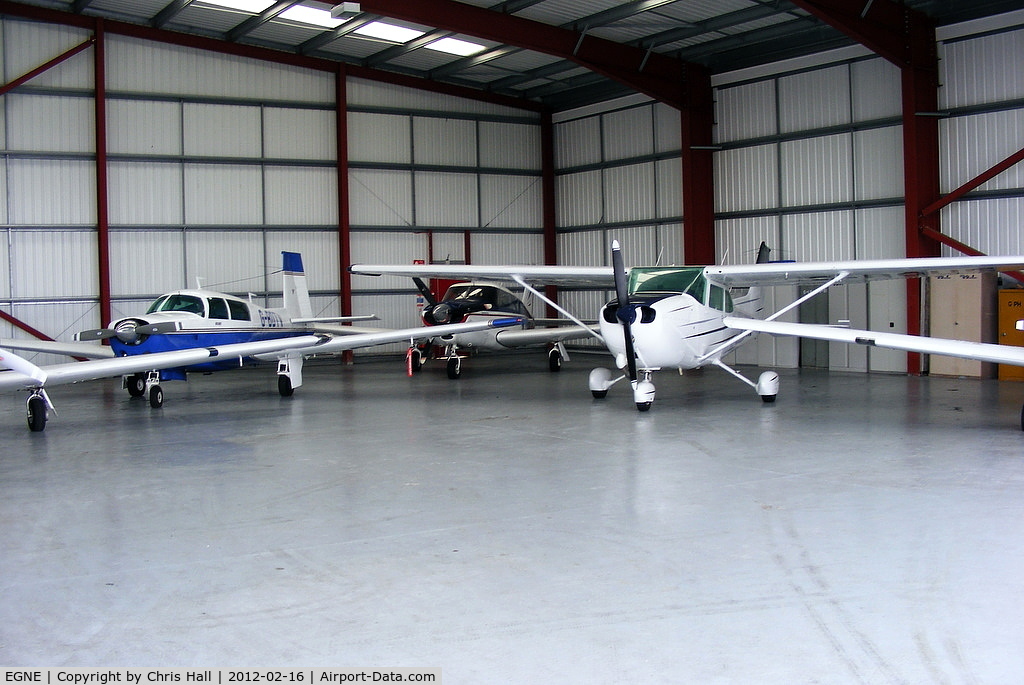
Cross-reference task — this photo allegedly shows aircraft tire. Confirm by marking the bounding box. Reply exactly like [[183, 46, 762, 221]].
[[446, 357, 461, 379], [760, 394, 777, 403], [591, 390, 607, 399], [149, 385, 164, 409], [278, 375, 294, 397], [26, 396, 47, 432], [548, 349, 562, 372], [635, 401, 652, 412], [126, 373, 146, 398]]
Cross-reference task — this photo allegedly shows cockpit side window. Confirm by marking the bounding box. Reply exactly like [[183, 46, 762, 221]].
[[228, 299, 251, 321], [208, 298, 230, 320], [708, 285, 734, 312]]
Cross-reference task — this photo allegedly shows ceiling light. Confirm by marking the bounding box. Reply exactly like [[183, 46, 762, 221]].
[[197, 0, 276, 12], [353, 21, 426, 43], [426, 37, 486, 56], [331, 2, 361, 18], [280, 5, 346, 28]]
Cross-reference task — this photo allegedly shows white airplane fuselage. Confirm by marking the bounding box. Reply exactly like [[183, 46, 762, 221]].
[[598, 293, 741, 370]]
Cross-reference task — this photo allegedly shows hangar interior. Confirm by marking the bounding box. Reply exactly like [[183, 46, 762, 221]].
[[2, 0, 1024, 679]]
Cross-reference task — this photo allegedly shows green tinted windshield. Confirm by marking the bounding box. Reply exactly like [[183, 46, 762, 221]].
[[628, 267, 706, 299]]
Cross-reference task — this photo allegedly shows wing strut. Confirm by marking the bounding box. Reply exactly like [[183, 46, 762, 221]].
[[699, 270, 850, 363], [511, 275, 605, 346]]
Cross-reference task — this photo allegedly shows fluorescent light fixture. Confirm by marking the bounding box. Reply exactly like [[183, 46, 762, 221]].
[[198, 0, 275, 12], [353, 21, 426, 43], [426, 37, 486, 56], [331, 2, 361, 18], [280, 5, 346, 28]]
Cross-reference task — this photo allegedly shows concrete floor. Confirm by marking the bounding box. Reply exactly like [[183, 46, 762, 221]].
[[1, 351, 1023, 683]]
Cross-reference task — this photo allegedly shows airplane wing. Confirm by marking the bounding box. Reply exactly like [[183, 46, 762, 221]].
[[493, 324, 601, 348], [350, 263, 615, 288], [0, 318, 522, 391], [0, 338, 116, 359], [705, 254, 1024, 288], [724, 317, 1024, 367]]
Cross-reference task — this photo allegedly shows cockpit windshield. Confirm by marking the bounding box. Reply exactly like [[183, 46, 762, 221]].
[[629, 267, 706, 299], [627, 266, 733, 312], [146, 294, 205, 316], [444, 284, 530, 316]]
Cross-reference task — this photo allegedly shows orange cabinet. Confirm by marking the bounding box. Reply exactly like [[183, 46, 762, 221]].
[[998, 289, 1024, 381]]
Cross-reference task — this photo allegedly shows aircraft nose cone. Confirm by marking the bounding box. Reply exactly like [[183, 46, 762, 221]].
[[114, 319, 142, 344]]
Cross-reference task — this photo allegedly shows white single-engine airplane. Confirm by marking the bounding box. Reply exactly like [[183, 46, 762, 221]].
[[350, 242, 1024, 429], [0, 252, 521, 432], [346, 270, 596, 379]]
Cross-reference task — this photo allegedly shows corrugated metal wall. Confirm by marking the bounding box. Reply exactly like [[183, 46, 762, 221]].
[[1, 17, 543, 361]]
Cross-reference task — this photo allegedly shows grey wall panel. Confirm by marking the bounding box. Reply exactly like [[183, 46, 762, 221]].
[[5, 301, 100, 366], [0, 229, 9, 298], [108, 231, 186, 297], [5, 94, 93, 153], [868, 280, 907, 373], [609, 225, 659, 266], [0, 162, 7, 226], [855, 206, 905, 259], [778, 65, 851, 133], [940, 28, 1024, 110], [183, 231, 264, 291], [414, 172, 479, 227], [108, 36, 333, 103], [347, 77, 529, 119], [183, 103, 262, 158], [349, 232, 427, 292], [714, 80, 776, 143], [604, 163, 655, 224], [603, 107, 654, 161], [555, 117, 601, 167], [264, 166, 338, 226], [431, 232, 466, 264], [556, 170, 602, 227], [557, 230, 606, 268], [472, 232, 543, 266], [413, 117, 476, 166], [7, 159, 95, 225], [851, 58, 901, 121], [780, 134, 852, 208], [107, 100, 182, 156], [714, 145, 778, 213], [108, 161, 183, 226], [349, 293, 421, 356], [656, 158, 682, 218], [2, 20, 92, 89], [264, 108, 335, 161], [782, 211, 855, 262], [480, 121, 541, 170], [942, 198, 1024, 256], [653, 103, 681, 153], [348, 112, 412, 164], [940, 109, 1024, 193], [265, 231, 340, 294], [716, 216, 780, 265], [853, 127, 903, 201], [183, 164, 263, 225], [659, 223, 684, 266], [349, 169, 413, 227], [10, 229, 98, 299], [480, 175, 542, 230]]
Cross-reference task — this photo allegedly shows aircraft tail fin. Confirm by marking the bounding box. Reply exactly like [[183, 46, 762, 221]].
[[282, 252, 314, 323]]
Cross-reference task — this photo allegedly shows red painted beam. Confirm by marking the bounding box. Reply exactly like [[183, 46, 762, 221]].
[[0, 36, 93, 96], [921, 227, 1024, 283], [922, 145, 1024, 217], [789, 0, 918, 68], [680, 63, 715, 266], [94, 20, 112, 331], [358, 0, 688, 109]]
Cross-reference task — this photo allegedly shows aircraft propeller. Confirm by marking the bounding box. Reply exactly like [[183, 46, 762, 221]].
[[611, 240, 638, 384], [78, 320, 180, 345]]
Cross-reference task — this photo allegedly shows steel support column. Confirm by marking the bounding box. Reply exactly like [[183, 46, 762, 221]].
[[680, 63, 715, 266], [789, 0, 941, 374], [336, 66, 355, 364], [94, 19, 112, 330]]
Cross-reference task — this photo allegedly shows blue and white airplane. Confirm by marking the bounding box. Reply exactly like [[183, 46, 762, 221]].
[[0, 252, 521, 432]]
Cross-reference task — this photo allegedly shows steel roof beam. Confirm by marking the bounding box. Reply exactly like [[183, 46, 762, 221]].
[[358, 0, 690, 109]]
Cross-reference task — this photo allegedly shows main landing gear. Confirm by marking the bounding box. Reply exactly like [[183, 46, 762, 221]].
[[125, 371, 164, 408], [588, 362, 780, 412]]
